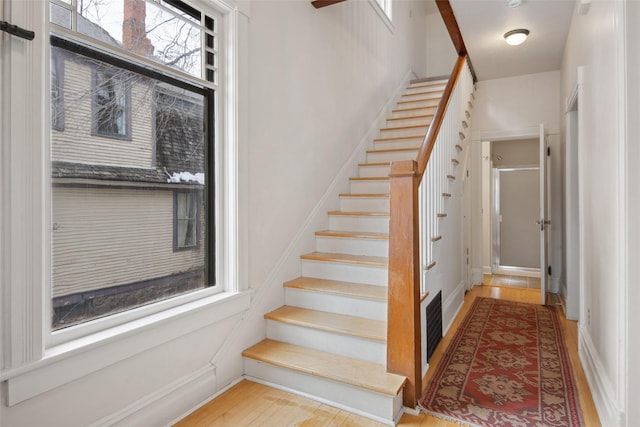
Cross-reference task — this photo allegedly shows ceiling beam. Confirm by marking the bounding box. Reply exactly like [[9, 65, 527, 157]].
[[436, 0, 478, 82], [311, 0, 347, 9]]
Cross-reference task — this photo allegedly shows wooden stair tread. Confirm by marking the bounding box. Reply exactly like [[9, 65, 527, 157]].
[[386, 114, 434, 122], [380, 124, 429, 132], [358, 162, 391, 167], [300, 252, 388, 267], [339, 193, 389, 198], [327, 211, 389, 216], [349, 176, 389, 181], [265, 306, 386, 342], [392, 105, 437, 113], [401, 89, 444, 97], [366, 147, 419, 154], [315, 230, 389, 240], [284, 277, 387, 301], [242, 339, 405, 396], [374, 134, 424, 142], [409, 77, 448, 85]]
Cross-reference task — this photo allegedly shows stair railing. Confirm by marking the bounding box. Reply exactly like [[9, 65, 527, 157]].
[[386, 54, 472, 408]]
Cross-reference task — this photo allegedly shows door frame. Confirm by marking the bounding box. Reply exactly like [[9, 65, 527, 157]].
[[477, 128, 550, 290], [564, 69, 584, 321]]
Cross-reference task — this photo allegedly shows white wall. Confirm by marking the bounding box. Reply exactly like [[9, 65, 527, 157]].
[[560, 1, 632, 425], [0, 1, 431, 425], [469, 71, 562, 288], [425, 11, 457, 78], [246, 0, 428, 291], [625, 2, 640, 425]]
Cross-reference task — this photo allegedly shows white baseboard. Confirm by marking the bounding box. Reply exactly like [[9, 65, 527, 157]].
[[472, 268, 484, 285], [442, 281, 465, 335], [90, 365, 220, 427], [578, 325, 622, 426]]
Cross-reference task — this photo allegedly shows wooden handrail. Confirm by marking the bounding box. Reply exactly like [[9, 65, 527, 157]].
[[416, 54, 467, 178]]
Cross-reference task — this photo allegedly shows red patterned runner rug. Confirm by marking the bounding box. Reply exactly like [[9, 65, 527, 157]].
[[419, 297, 583, 426]]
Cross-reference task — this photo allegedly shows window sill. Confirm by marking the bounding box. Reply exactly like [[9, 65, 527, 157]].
[[2, 290, 251, 406]]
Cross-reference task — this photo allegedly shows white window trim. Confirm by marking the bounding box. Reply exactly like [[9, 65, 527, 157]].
[[369, 0, 394, 32], [0, 0, 247, 405]]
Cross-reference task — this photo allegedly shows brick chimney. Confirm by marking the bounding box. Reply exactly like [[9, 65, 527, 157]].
[[122, 0, 153, 56]]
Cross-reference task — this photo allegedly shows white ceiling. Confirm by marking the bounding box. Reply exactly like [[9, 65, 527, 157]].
[[447, 0, 576, 81]]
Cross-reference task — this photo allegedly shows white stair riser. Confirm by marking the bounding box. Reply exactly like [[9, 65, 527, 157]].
[[284, 288, 387, 321], [350, 180, 390, 194], [315, 235, 389, 257], [379, 127, 428, 139], [386, 116, 432, 127], [396, 99, 439, 109], [266, 321, 386, 364], [243, 362, 403, 424], [373, 138, 423, 151], [358, 164, 391, 178], [301, 259, 388, 285], [401, 92, 442, 102], [391, 106, 437, 119], [340, 196, 389, 212], [328, 214, 389, 233], [405, 83, 446, 95], [367, 150, 418, 163]]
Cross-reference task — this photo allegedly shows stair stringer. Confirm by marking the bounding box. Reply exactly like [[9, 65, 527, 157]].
[[209, 70, 417, 374]]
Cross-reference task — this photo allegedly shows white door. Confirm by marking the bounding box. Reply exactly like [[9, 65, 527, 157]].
[[538, 124, 548, 305]]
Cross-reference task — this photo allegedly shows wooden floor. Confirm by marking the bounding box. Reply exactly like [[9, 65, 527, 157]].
[[175, 284, 601, 426]]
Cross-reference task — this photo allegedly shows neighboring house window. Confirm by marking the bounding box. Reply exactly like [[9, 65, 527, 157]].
[[93, 69, 130, 138], [50, 51, 64, 131], [175, 191, 199, 250]]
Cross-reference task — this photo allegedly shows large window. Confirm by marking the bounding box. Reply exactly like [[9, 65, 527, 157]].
[[49, 0, 218, 331], [2, 0, 242, 405]]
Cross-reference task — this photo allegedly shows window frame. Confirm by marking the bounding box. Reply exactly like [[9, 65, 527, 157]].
[[91, 66, 132, 139], [369, 0, 393, 31], [1, 0, 246, 406]]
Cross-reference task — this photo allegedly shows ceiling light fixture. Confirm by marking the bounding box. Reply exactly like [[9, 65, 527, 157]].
[[504, 29, 530, 46], [506, 0, 524, 8]]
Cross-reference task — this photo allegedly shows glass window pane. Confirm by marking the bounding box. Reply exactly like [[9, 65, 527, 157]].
[[50, 42, 208, 330], [76, 0, 203, 78], [50, 2, 72, 29]]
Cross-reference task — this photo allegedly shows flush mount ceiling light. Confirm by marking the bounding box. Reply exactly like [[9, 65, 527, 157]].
[[504, 29, 530, 46], [506, 0, 524, 7]]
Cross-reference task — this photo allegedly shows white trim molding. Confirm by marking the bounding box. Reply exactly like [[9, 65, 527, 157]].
[[1, 0, 48, 372], [579, 324, 623, 426]]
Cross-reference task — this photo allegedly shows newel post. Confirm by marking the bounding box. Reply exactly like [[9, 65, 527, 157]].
[[387, 159, 422, 408]]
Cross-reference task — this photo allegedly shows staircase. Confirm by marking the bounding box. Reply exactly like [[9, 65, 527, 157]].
[[242, 78, 448, 425]]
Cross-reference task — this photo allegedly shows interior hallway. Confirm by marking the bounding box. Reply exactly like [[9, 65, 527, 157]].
[[175, 284, 600, 426]]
